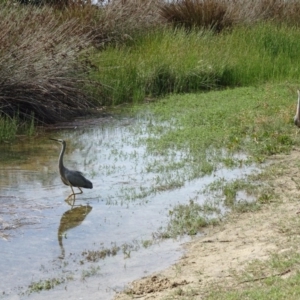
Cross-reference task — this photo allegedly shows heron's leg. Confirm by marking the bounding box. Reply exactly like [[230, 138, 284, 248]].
[[71, 187, 83, 195], [66, 186, 77, 206], [66, 187, 83, 201], [66, 185, 76, 199]]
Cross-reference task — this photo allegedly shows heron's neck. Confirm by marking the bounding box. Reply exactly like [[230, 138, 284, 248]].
[[58, 142, 65, 172]]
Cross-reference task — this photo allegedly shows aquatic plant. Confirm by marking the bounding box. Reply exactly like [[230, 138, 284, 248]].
[[0, 115, 18, 142]]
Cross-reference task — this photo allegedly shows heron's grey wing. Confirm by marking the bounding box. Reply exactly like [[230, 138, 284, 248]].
[[64, 169, 93, 189]]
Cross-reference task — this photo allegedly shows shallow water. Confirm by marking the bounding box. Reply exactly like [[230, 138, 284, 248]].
[[0, 115, 258, 299]]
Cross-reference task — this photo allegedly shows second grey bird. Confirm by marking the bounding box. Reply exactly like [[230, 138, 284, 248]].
[[294, 90, 300, 127], [50, 138, 93, 199]]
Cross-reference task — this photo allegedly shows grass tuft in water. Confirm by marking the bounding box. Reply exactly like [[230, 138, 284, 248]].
[[82, 244, 120, 262], [27, 276, 70, 294], [0, 115, 18, 142], [160, 200, 220, 238], [81, 266, 100, 281], [0, 113, 36, 142]]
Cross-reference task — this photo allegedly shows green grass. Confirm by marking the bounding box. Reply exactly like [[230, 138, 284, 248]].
[[207, 273, 300, 300], [160, 200, 220, 238], [125, 83, 293, 237], [0, 113, 35, 142], [218, 23, 300, 86], [207, 250, 300, 300], [133, 84, 296, 178], [160, 173, 270, 237], [0, 115, 18, 142], [90, 23, 300, 105], [90, 27, 223, 105]]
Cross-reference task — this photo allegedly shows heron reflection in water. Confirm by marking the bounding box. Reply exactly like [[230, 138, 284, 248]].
[[50, 139, 93, 204], [58, 205, 93, 259]]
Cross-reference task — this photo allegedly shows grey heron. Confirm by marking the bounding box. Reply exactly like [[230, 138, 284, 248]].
[[294, 90, 300, 127], [50, 138, 93, 199]]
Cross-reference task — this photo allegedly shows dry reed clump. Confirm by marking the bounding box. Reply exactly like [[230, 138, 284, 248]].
[[0, 4, 95, 124], [159, 0, 232, 32], [51, 0, 164, 48], [91, 0, 164, 48], [230, 0, 300, 26], [0, 0, 165, 125], [159, 0, 300, 32]]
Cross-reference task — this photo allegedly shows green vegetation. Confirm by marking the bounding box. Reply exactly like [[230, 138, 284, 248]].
[[81, 241, 146, 262], [206, 248, 300, 299], [0, 116, 18, 141], [28, 276, 69, 293], [81, 266, 100, 280], [133, 85, 296, 179], [0, 113, 35, 141], [90, 23, 300, 104], [2, 0, 300, 141], [90, 28, 220, 104], [160, 200, 220, 238], [98, 83, 294, 213], [208, 273, 300, 299], [3, 1, 300, 297], [130, 84, 291, 239], [219, 23, 300, 86]]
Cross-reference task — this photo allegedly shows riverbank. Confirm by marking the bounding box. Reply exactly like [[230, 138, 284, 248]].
[[115, 150, 300, 299], [3, 0, 300, 141]]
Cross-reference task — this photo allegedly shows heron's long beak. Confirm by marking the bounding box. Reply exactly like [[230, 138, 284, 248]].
[[49, 138, 59, 142], [295, 90, 300, 127]]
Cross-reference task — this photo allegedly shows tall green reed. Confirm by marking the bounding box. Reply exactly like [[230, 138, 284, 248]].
[[91, 23, 300, 105], [0, 116, 18, 142]]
